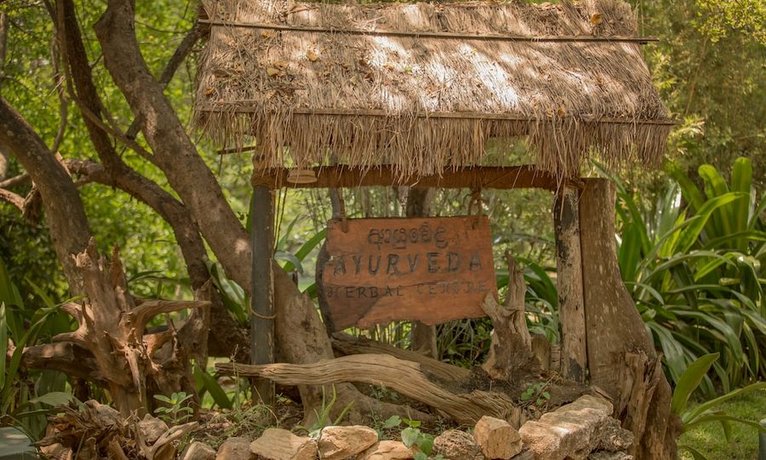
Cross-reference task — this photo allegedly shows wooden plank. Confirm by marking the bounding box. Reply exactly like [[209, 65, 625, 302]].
[[554, 186, 587, 383], [199, 19, 658, 44], [316, 216, 497, 330], [252, 165, 572, 191], [250, 185, 275, 405]]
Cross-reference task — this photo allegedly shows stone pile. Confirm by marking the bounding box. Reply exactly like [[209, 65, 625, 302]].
[[180, 395, 634, 460]]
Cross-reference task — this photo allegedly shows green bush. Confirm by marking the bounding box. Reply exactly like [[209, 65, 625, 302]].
[[609, 157, 766, 396]]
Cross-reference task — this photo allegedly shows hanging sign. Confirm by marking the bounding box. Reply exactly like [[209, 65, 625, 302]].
[[317, 216, 497, 330]]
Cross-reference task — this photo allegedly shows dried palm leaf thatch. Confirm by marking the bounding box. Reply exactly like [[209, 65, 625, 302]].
[[193, 0, 672, 178]]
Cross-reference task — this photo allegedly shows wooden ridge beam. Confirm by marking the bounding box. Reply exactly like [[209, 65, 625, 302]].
[[251, 165, 575, 191]]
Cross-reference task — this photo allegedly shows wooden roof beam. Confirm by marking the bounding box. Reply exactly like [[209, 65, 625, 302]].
[[251, 165, 577, 191]]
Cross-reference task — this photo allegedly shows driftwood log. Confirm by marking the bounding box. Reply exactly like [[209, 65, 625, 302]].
[[331, 333, 470, 384], [217, 354, 521, 426]]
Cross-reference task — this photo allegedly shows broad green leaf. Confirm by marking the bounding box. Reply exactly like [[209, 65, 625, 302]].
[[668, 162, 706, 211], [676, 193, 745, 253], [193, 366, 233, 409], [274, 251, 303, 274], [25, 392, 76, 408], [401, 427, 420, 447], [671, 353, 719, 415], [731, 157, 753, 248], [383, 415, 401, 429]]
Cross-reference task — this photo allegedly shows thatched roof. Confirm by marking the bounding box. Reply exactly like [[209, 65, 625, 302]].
[[194, 0, 672, 178]]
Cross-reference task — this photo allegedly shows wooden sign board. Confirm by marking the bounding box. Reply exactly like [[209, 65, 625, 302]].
[[317, 216, 497, 330]]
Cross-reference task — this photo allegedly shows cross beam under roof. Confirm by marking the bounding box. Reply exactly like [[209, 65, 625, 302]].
[[251, 165, 578, 191]]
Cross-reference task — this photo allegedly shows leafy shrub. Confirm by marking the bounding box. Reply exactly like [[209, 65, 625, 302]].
[[609, 157, 766, 396]]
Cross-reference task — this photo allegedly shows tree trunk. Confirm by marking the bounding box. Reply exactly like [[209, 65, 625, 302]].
[[579, 178, 678, 459], [94, 0, 412, 424]]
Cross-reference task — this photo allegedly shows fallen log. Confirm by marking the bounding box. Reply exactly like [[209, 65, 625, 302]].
[[216, 354, 520, 426], [330, 333, 471, 384]]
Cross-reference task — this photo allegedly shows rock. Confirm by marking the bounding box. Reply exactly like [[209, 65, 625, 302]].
[[511, 450, 535, 460], [519, 395, 614, 460], [217, 436, 252, 460], [250, 429, 316, 460], [359, 440, 414, 459], [181, 441, 216, 460], [432, 430, 483, 460], [473, 416, 523, 459], [138, 414, 169, 445], [595, 418, 633, 452], [317, 425, 378, 460]]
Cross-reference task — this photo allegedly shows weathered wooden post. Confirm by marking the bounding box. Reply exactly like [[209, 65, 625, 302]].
[[554, 185, 587, 383], [250, 184, 275, 405], [579, 178, 676, 459]]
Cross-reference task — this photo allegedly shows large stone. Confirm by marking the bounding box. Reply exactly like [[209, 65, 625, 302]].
[[518, 395, 614, 460], [432, 430, 483, 460], [250, 429, 316, 460], [359, 440, 414, 460], [181, 441, 216, 460], [138, 414, 169, 445], [473, 416, 523, 459], [217, 436, 252, 460], [317, 425, 378, 460]]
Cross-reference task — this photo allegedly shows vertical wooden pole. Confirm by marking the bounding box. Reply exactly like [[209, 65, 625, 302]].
[[554, 185, 587, 383], [406, 187, 438, 359], [251, 185, 275, 405]]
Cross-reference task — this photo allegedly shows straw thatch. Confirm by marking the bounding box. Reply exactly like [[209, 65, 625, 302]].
[[194, 0, 672, 178]]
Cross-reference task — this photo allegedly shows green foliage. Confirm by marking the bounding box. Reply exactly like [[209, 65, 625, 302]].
[[520, 382, 551, 407], [679, 390, 766, 459], [383, 416, 444, 460], [673, 353, 766, 460], [631, 0, 766, 187], [608, 157, 766, 396], [297, 385, 354, 438], [0, 256, 73, 439], [192, 365, 234, 410], [154, 392, 194, 425]]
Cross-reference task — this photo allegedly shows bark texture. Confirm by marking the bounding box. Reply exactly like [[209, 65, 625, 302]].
[[579, 178, 678, 460]]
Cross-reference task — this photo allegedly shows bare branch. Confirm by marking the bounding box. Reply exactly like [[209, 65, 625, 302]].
[[21, 342, 103, 382], [0, 187, 24, 210], [125, 23, 202, 140], [132, 299, 211, 330], [0, 173, 31, 189]]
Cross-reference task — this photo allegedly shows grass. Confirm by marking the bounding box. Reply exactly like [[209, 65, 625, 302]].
[[679, 390, 766, 459]]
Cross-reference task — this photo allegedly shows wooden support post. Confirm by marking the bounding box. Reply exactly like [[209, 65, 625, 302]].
[[406, 187, 438, 359], [554, 185, 587, 383], [251, 185, 275, 405]]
